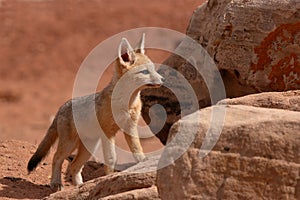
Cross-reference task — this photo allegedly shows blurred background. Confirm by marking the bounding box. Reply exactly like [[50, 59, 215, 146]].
[[0, 0, 204, 152]]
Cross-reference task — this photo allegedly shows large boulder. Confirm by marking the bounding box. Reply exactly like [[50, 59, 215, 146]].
[[141, 0, 300, 144], [157, 105, 300, 199]]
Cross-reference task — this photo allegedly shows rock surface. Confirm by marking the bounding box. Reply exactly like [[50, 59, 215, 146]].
[[141, 0, 300, 144], [101, 186, 159, 200], [219, 90, 300, 112], [46, 159, 158, 200], [157, 105, 300, 199]]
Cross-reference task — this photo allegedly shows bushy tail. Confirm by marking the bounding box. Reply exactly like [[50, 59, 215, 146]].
[[27, 117, 58, 172]]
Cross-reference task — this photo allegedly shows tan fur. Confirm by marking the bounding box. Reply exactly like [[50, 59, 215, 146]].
[[27, 34, 164, 190]]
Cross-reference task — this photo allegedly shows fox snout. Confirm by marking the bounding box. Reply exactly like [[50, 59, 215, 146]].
[[146, 73, 165, 88], [156, 74, 165, 85]]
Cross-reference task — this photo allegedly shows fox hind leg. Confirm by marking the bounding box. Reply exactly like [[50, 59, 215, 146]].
[[51, 140, 76, 191], [68, 142, 91, 185]]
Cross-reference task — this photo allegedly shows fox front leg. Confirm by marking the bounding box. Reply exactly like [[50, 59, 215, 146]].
[[124, 126, 146, 162], [102, 135, 117, 175]]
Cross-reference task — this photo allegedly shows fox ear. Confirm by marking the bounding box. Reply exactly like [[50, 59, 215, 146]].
[[118, 38, 135, 66], [136, 33, 145, 54]]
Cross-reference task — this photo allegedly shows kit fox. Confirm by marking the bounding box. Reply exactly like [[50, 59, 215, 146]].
[[27, 34, 164, 190]]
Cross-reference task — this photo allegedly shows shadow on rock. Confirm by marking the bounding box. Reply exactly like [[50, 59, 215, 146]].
[[0, 176, 52, 199]]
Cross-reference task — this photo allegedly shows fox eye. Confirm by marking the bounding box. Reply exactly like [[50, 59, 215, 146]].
[[140, 69, 150, 75]]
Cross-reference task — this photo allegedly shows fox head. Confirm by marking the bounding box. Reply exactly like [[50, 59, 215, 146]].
[[116, 34, 165, 89]]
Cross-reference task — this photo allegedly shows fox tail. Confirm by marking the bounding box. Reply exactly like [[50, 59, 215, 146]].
[[27, 117, 58, 172]]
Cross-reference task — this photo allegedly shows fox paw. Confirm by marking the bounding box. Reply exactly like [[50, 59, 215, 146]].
[[50, 182, 64, 191], [142, 156, 149, 162], [133, 153, 146, 162]]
